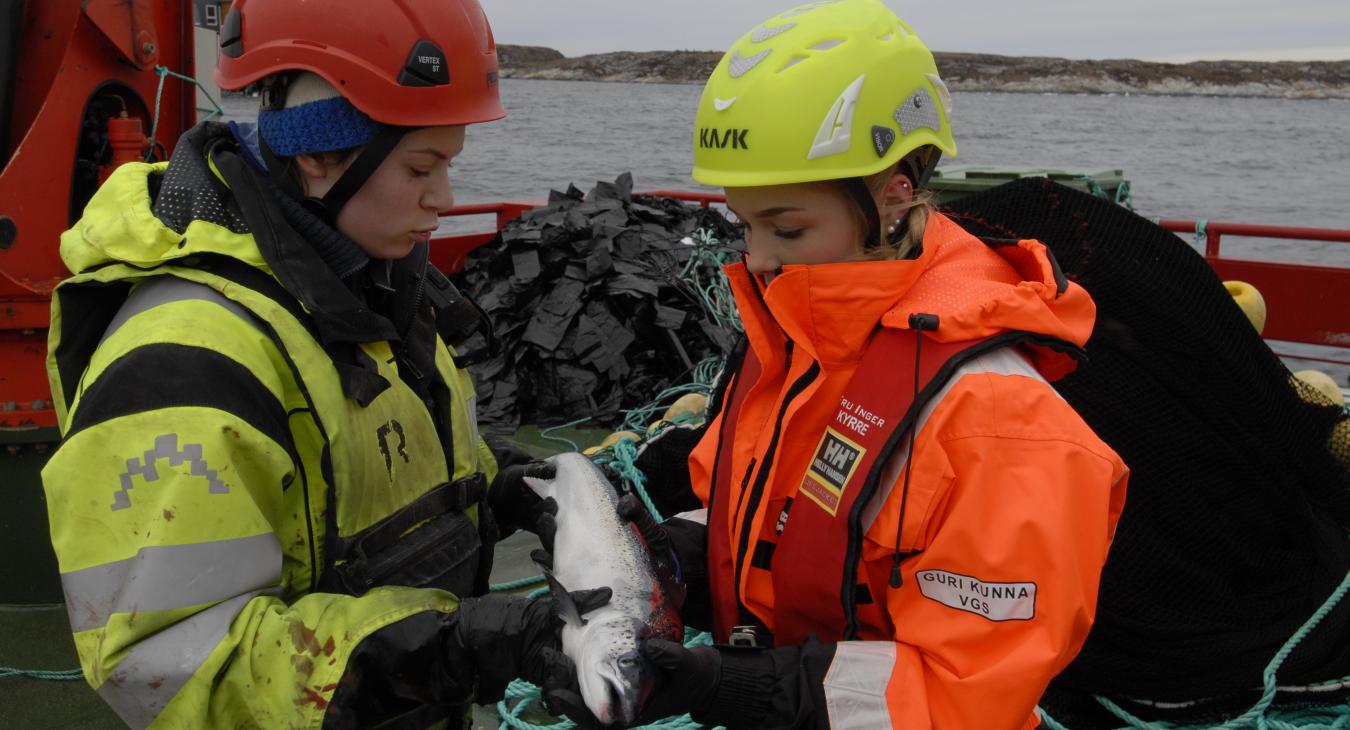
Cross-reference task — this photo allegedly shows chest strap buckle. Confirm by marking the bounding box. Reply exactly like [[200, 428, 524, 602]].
[[728, 625, 768, 648]]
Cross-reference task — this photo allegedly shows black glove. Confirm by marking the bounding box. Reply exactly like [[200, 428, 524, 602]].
[[636, 639, 722, 722], [449, 588, 611, 704], [617, 494, 683, 600], [488, 460, 556, 537], [543, 638, 721, 728]]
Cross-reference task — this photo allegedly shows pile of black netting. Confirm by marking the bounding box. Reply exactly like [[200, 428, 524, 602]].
[[944, 178, 1350, 727], [452, 174, 743, 435]]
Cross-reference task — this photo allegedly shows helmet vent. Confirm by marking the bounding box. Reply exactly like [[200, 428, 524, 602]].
[[928, 73, 954, 115], [880, 33, 895, 42], [778, 55, 808, 73], [807, 74, 865, 160], [728, 49, 771, 78], [751, 22, 796, 43], [809, 39, 843, 51]]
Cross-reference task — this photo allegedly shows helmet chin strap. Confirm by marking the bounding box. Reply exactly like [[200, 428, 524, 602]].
[[849, 147, 945, 251], [258, 123, 409, 227], [306, 125, 409, 226], [844, 177, 882, 250]]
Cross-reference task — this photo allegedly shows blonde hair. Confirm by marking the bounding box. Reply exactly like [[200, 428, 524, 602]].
[[842, 162, 933, 261]]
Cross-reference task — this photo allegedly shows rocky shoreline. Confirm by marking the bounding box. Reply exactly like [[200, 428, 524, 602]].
[[497, 45, 1350, 99]]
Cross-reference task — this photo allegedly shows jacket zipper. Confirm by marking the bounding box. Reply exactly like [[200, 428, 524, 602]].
[[733, 339, 820, 610]]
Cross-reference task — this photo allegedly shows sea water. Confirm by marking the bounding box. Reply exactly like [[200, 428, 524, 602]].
[[220, 80, 1350, 247], [219, 80, 1350, 379]]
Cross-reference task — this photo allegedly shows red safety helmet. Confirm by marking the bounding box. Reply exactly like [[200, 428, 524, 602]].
[[215, 0, 505, 128]]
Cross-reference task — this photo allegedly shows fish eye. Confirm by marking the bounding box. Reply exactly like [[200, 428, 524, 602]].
[[618, 654, 639, 668]]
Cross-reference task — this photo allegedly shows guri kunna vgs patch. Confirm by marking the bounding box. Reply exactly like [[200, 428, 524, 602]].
[[799, 428, 865, 516]]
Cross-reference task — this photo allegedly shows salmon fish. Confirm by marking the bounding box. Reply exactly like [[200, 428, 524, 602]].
[[526, 451, 684, 726]]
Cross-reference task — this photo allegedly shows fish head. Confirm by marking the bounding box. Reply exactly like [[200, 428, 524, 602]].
[[575, 617, 652, 726]]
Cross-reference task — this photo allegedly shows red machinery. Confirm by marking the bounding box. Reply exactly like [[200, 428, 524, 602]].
[[0, 0, 195, 433], [1, 0, 197, 603]]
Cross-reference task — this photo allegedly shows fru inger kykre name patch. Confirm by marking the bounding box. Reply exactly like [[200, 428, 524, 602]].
[[916, 569, 1037, 621]]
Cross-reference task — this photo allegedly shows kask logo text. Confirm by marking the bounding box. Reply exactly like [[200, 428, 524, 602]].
[[699, 127, 749, 150]]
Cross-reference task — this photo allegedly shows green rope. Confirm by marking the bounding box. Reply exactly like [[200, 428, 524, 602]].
[[145, 65, 225, 162], [1038, 564, 1350, 729], [1195, 219, 1209, 250], [538, 417, 598, 453], [0, 667, 84, 681]]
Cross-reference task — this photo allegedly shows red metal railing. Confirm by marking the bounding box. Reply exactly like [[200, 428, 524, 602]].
[[1155, 219, 1350, 359], [431, 198, 1350, 364]]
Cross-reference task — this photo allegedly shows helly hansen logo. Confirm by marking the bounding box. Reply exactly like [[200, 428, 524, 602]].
[[800, 429, 865, 517], [699, 127, 749, 150], [812, 430, 861, 487]]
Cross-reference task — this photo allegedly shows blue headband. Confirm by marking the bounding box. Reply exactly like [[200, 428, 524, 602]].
[[257, 95, 379, 157]]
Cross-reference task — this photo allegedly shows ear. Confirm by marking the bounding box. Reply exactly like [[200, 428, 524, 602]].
[[292, 153, 331, 182], [879, 171, 914, 211]]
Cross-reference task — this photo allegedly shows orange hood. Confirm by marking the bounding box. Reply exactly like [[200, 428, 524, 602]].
[[725, 211, 1096, 379]]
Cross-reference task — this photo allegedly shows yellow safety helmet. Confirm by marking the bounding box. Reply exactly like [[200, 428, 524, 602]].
[[692, 0, 957, 189]]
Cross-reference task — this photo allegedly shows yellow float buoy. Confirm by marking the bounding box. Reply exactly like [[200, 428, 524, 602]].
[[1224, 280, 1266, 334], [598, 430, 641, 449], [1293, 370, 1345, 406], [663, 392, 709, 423]]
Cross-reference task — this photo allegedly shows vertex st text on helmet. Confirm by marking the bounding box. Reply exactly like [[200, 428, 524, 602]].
[[214, 0, 505, 129], [692, 0, 957, 188]]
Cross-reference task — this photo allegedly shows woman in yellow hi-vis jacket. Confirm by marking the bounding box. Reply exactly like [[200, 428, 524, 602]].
[[40, 1, 601, 726]]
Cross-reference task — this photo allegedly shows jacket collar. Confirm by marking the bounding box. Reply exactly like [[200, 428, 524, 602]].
[[724, 211, 1096, 367]]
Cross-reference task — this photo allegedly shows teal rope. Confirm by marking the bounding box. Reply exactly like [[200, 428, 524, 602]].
[[1114, 180, 1135, 210], [1195, 219, 1209, 250], [1078, 175, 1108, 200], [491, 574, 548, 592], [145, 65, 225, 162], [0, 667, 84, 681], [538, 417, 598, 453], [1038, 564, 1350, 729]]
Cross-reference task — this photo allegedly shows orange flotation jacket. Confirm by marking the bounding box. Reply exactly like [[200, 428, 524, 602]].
[[690, 212, 1129, 729]]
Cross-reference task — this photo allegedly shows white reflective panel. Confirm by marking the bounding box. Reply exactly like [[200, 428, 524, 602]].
[[824, 641, 897, 729]]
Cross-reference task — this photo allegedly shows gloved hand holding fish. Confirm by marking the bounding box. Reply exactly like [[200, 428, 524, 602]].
[[524, 452, 686, 726]]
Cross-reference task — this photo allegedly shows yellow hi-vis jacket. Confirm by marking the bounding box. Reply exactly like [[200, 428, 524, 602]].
[[42, 131, 498, 727]]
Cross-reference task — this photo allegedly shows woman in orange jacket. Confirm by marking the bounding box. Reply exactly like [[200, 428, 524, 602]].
[[545, 1, 1128, 728]]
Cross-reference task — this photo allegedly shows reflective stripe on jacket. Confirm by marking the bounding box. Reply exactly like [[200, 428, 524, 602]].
[[690, 212, 1129, 729], [42, 138, 498, 728]]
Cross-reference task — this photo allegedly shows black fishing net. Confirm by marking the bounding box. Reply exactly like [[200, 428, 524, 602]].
[[453, 173, 744, 436], [943, 178, 1350, 725]]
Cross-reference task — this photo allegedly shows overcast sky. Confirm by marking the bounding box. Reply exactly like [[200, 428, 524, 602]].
[[483, 0, 1350, 62]]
